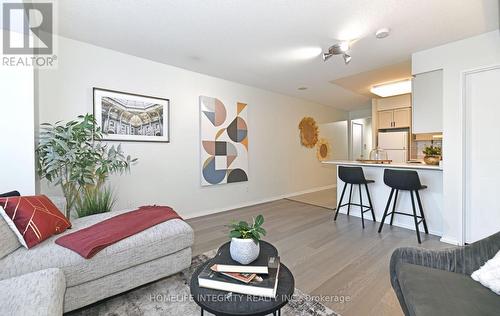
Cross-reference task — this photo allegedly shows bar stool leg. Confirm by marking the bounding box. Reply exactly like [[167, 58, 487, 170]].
[[364, 183, 376, 221], [334, 183, 347, 221], [415, 190, 429, 234], [389, 190, 399, 226], [378, 188, 395, 233], [347, 184, 353, 215], [359, 184, 365, 228], [410, 191, 422, 244]]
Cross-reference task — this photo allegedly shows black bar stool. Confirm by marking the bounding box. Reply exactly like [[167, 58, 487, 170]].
[[334, 166, 376, 228], [378, 169, 429, 243]]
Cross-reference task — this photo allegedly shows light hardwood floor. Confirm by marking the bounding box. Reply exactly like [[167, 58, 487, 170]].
[[186, 199, 449, 316], [286, 188, 336, 209]]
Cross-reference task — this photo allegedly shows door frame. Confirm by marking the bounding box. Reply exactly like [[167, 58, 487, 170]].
[[462, 64, 500, 244], [350, 121, 364, 160]]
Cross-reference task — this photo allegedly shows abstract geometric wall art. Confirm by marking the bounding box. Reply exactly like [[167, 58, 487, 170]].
[[200, 96, 248, 186]]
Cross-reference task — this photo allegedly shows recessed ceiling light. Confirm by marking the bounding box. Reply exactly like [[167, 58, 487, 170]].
[[370, 79, 411, 97], [375, 28, 390, 39], [298, 87, 308, 90]]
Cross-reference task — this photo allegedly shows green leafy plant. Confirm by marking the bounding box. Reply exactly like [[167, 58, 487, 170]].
[[423, 145, 442, 156], [228, 215, 266, 243], [36, 114, 137, 217], [75, 186, 116, 218]]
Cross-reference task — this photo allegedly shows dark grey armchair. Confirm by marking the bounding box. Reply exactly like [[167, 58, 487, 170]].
[[390, 231, 500, 316]]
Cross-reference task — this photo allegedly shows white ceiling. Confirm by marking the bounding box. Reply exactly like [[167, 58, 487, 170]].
[[55, 0, 499, 110]]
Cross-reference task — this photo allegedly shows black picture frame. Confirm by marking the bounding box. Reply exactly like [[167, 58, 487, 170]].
[[93, 87, 170, 143]]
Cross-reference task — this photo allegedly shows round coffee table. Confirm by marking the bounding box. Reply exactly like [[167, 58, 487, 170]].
[[190, 241, 294, 316]]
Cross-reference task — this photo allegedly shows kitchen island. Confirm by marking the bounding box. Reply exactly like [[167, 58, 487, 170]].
[[323, 160, 443, 237]]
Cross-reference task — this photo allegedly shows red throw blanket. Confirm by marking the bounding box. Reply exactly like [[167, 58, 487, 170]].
[[55, 205, 182, 259]]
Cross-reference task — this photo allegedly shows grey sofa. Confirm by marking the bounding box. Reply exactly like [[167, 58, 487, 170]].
[[0, 269, 66, 316], [0, 207, 194, 314], [390, 231, 500, 316]]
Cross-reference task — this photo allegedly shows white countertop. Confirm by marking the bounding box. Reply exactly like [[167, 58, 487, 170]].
[[322, 160, 443, 171]]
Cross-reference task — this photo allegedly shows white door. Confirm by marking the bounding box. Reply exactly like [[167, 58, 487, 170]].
[[465, 66, 500, 243], [352, 122, 363, 159]]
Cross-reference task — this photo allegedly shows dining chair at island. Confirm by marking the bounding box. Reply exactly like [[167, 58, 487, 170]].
[[334, 166, 376, 228], [378, 169, 429, 243]]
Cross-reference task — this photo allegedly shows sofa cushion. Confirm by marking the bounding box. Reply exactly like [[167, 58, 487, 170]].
[[0, 268, 65, 316], [0, 191, 22, 259], [0, 195, 71, 248], [0, 215, 21, 259], [0, 208, 194, 287], [472, 249, 500, 295], [397, 263, 500, 316], [0, 190, 20, 197]]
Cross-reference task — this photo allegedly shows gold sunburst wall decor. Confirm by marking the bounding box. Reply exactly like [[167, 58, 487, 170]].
[[298, 117, 319, 148], [316, 138, 332, 161]]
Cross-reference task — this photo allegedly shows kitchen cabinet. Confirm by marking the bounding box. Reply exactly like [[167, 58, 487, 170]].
[[376, 94, 411, 111], [412, 69, 443, 133], [378, 107, 411, 129], [393, 108, 411, 128], [378, 110, 394, 129]]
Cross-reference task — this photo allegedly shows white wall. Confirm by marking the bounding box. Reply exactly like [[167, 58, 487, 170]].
[[348, 107, 372, 120], [0, 32, 36, 195], [412, 30, 500, 245], [36, 36, 348, 218], [319, 121, 349, 161]]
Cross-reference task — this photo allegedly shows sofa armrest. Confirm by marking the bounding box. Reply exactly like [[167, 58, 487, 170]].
[[390, 246, 465, 316], [390, 231, 500, 315]]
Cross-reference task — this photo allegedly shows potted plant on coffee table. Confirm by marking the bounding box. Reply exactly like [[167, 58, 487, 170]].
[[423, 145, 442, 165], [228, 215, 266, 265]]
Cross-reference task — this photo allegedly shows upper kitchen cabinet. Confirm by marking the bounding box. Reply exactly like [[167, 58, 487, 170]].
[[378, 110, 394, 129], [375, 94, 412, 129], [393, 107, 411, 128], [378, 108, 411, 129], [412, 69, 443, 133]]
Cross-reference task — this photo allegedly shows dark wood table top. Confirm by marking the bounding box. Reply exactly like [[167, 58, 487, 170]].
[[190, 241, 295, 316]]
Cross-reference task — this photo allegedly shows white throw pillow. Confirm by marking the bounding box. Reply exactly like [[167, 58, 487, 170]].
[[471, 249, 500, 295], [0, 206, 28, 248]]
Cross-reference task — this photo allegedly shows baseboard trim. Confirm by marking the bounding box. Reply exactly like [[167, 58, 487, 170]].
[[440, 236, 462, 246], [184, 184, 336, 220]]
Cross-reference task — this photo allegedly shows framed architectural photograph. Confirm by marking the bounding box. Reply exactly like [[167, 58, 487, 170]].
[[93, 88, 170, 142]]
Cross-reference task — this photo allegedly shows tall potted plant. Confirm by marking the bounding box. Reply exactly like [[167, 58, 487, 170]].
[[36, 114, 137, 217], [228, 215, 266, 264]]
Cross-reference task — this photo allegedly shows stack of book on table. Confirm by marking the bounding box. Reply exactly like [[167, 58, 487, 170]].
[[198, 250, 280, 298]]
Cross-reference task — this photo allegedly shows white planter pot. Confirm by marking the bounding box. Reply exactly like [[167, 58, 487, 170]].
[[229, 238, 260, 264]]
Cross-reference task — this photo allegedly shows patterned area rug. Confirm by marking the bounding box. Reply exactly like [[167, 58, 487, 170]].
[[68, 250, 337, 316]]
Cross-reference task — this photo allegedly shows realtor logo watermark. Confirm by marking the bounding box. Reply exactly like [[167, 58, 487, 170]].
[[2, 1, 57, 67]]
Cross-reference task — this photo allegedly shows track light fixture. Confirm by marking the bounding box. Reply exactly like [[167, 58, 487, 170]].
[[322, 42, 351, 64]]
